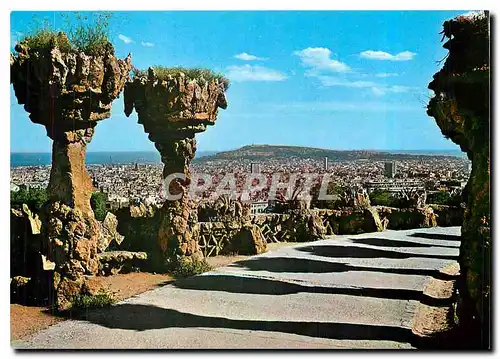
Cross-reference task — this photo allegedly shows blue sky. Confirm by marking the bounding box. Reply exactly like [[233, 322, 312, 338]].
[[10, 10, 468, 153]]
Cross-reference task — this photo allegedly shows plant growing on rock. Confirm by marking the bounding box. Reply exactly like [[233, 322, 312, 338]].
[[124, 66, 228, 263], [11, 17, 132, 311], [20, 12, 113, 56]]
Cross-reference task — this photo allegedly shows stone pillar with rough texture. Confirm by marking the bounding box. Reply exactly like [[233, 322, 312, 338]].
[[427, 12, 490, 347], [124, 67, 228, 261], [10, 33, 132, 310]]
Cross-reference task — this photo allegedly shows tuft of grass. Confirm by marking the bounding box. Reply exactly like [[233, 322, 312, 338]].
[[70, 290, 116, 311], [170, 258, 213, 278], [17, 12, 112, 56], [134, 66, 230, 90]]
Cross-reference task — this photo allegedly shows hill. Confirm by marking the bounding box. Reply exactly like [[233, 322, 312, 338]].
[[193, 144, 463, 162]]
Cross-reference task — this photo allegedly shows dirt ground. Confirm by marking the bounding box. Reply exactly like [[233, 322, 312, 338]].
[[10, 248, 284, 342], [10, 272, 173, 341]]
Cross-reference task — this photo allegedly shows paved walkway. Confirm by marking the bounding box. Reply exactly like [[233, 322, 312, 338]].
[[14, 227, 460, 349]]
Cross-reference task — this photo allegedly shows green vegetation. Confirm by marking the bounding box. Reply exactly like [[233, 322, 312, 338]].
[[170, 258, 213, 278], [70, 290, 116, 311], [134, 66, 230, 90], [11, 187, 48, 212], [90, 191, 108, 221], [427, 190, 451, 205], [18, 12, 112, 56], [310, 182, 346, 210], [370, 189, 399, 207]]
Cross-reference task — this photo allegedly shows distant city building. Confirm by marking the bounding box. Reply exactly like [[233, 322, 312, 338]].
[[384, 161, 397, 178], [324, 157, 328, 171], [250, 162, 261, 173], [10, 183, 20, 192], [250, 201, 268, 214]]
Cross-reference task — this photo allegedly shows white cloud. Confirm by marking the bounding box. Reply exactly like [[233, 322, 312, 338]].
[[294, 47, 350, 72], [360, 50, 416, 61], [267, 101, 421, 113], [315, 76, 377, 88], [141, 41, 154, 47], [310, 74, 414, 96], [118, 34, 134, 44], [226, 65, 287, 82], [371, 85, 413, 97], [371, 87, 387, 96], [234, 52, 267, 61], [375, 72, 399, 78]]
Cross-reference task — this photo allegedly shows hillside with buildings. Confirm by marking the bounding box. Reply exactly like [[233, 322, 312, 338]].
[[194, 144, 461, 163]]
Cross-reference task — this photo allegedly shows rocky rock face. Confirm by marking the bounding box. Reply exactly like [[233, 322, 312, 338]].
[[97, 251, 148, 276], [97, 212, 125, 252], [427, 12, 490, 346], [10, 205, 51, 304], [428, 204, 464, 227], [10, 35, 132, 310], [124, 68, 228, 260], [223, 225, 268, 255], [375, 206, 437, 230]]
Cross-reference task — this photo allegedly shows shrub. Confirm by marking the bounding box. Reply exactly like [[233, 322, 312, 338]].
[[11, 187, 48, 212], [90, 191, 108, 221], [427, 190, 452, 205], [18, 12, 112, 56], [170, 258, 213, 278], [70, 290, 115, 311], [134, 66, 230, 90], [370, 189, 399, 207]]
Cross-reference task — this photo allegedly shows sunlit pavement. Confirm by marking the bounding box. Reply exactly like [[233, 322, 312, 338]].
[[14, 226, 460, 349]]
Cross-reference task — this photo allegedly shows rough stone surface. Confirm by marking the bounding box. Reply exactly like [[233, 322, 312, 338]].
[[375, 206, 437, 230], [426, 11, 490, 345], [124, 68, 227, 259], [97, 251, 148, 276], [222, 224, 268, 255], [428, 204, 464, 227], [10, 35, 132, 311], [98, 212, 125, 253]]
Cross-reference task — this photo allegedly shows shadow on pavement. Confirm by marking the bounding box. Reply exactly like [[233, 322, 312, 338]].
[[172, 274, 454, 306], [295, 244, 458, 261], [349, 237, 459, 249], [230, 257, 456, 280], [78, 303, 414, 344], [408, 233, 462, 242]]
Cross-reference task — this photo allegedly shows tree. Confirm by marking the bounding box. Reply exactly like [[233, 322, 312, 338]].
[[10, 187, 48, 212], [90, 191, 108, 221]]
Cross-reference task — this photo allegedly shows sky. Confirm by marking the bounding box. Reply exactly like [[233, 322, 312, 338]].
[[10, 10, 470, 153]]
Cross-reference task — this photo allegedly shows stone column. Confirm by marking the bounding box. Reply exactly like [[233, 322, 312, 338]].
[[427, 12, 490, 347], [124, 68, 228, 262], [11, 34, 132, 310]]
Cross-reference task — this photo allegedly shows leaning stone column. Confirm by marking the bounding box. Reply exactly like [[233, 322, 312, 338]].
[[427, 12, 490, 347], [10, 33, 132, 310], [124, 68, 228, 262]]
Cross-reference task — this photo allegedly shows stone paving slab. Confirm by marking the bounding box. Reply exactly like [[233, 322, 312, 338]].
[[13, 226, 460, 350]]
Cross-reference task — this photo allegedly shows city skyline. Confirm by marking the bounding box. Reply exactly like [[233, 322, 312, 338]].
[[11, 10, 468, 153]]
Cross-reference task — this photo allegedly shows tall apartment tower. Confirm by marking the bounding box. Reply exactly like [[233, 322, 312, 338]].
[[250, 162, 261, 173], [324, 157, 328, 171], [384, 161, 397, 178]]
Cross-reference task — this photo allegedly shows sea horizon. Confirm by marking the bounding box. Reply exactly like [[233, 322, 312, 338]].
[[10, 148, 467, 167]]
